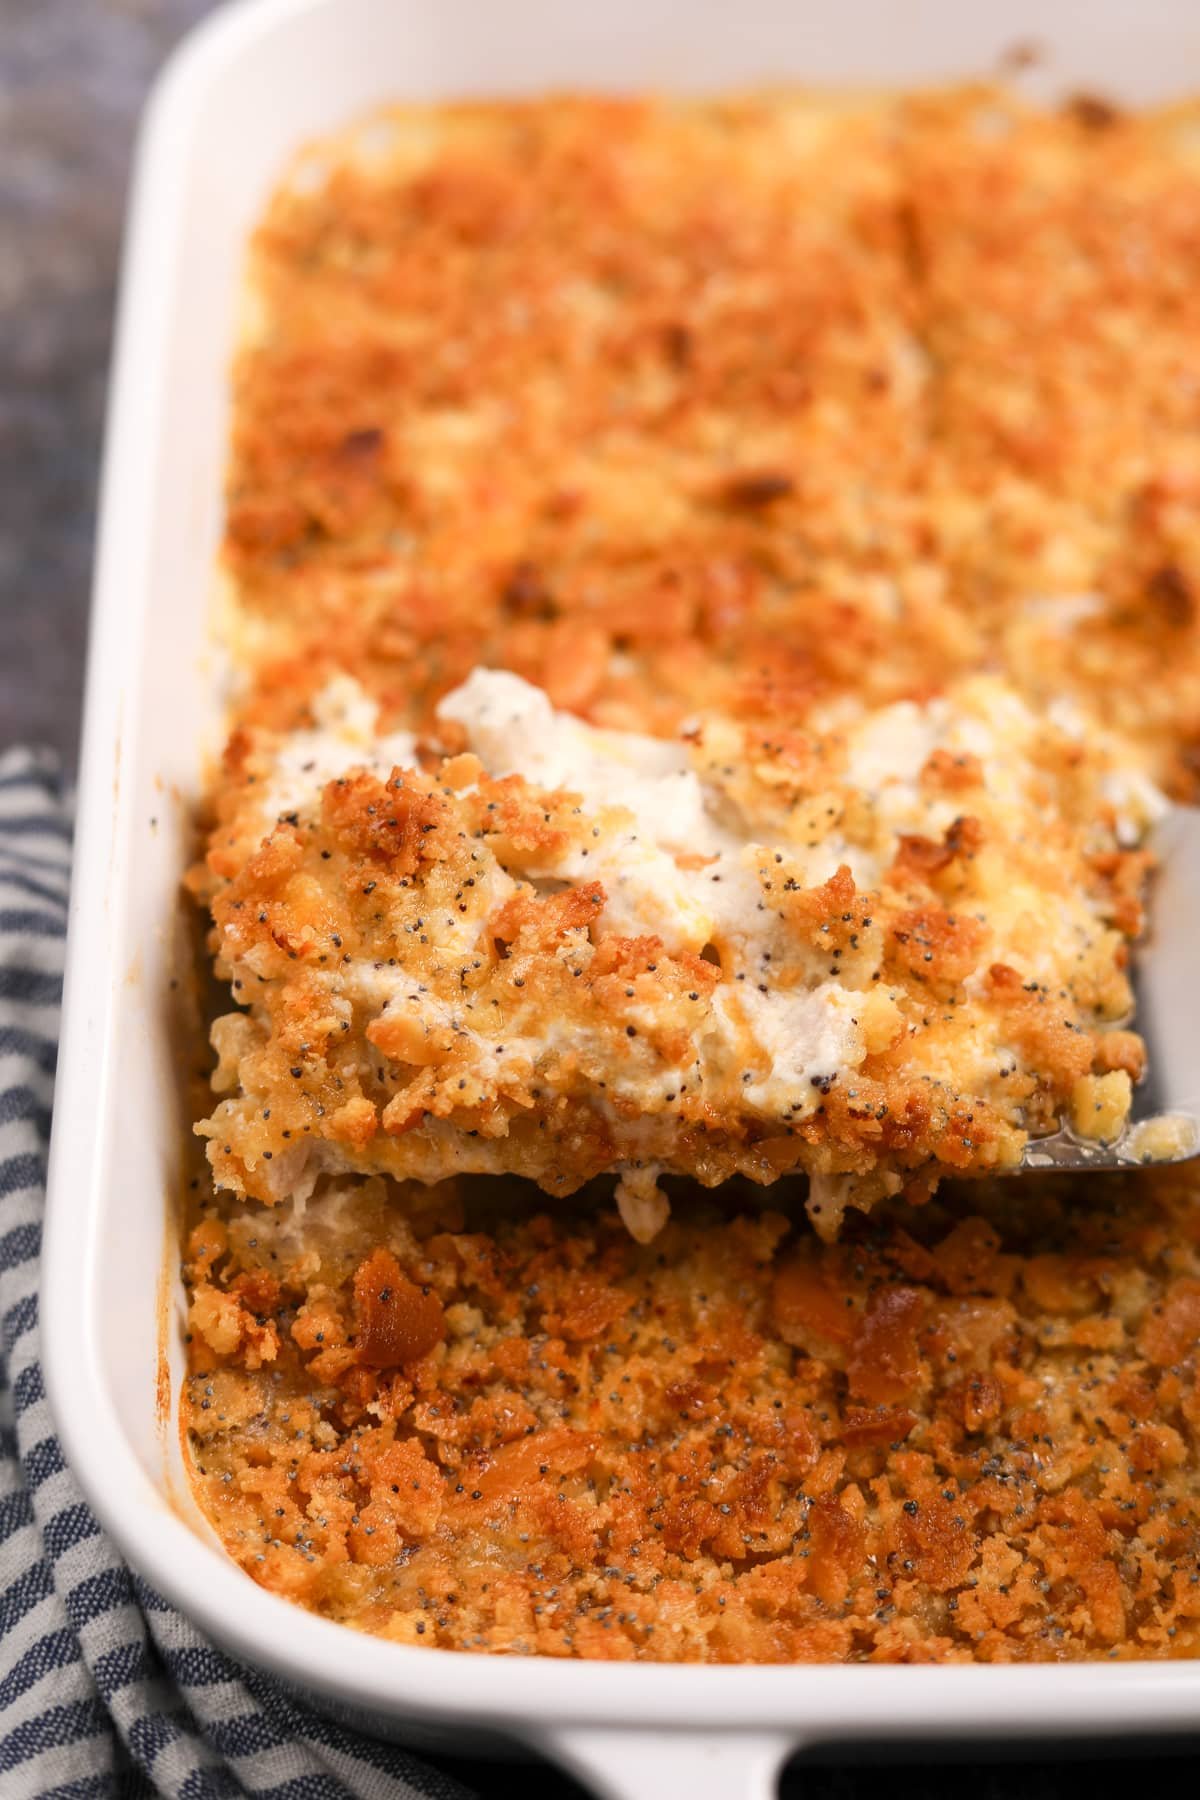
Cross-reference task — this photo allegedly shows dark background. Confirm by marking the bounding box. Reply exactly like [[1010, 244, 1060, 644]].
[[2, 0, 208, 763], [1, 2, 1197, 1794]]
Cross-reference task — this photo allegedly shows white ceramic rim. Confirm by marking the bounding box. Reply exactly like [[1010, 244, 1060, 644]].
[[40, 0, 1200, 1789]]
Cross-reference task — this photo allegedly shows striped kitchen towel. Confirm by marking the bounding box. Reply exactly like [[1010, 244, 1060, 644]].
[[0, 748, 477, 1800]]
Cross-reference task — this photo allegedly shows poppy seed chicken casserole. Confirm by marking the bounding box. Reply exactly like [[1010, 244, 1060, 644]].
[[193, 668, 1154, 1239], [183, 85, 1200, 1661]]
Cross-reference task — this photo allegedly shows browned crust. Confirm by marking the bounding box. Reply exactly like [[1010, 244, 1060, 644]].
[[222, 88, 1200, 792], [182, 1169, 1200, 1661], [182, 84, 1200, 1664], [193, 703, 1144, 1218]]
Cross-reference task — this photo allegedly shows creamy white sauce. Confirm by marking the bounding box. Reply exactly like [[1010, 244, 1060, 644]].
[[708, 981, 862, 1117], [841, 680, 1033, 820], [433, 670, 868, 1113], [439, 670, 829, 952], [437, 667, 735, 857], [1103, 768, 1170, 848], [249, 669, 1164, 1147], [439, 669, 747, 947], [554, 828, 720, 948], [258, 675, 419, 828], [843, 699, 941, 793]]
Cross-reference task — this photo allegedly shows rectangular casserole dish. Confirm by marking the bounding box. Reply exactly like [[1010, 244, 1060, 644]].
[[42, 2, 1200, 1794]]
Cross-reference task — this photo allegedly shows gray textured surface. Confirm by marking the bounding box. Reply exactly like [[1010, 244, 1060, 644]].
[[0, 0, 210, 768]]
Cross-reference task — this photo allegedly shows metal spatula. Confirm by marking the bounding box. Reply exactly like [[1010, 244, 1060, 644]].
[[1019, 806, 1200, 1172]]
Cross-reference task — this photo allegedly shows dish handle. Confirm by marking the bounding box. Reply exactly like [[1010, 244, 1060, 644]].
[[541, 1726, 795, 1799]]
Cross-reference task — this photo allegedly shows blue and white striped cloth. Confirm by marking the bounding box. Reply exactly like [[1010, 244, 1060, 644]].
[[0, 748, 478, 1799]]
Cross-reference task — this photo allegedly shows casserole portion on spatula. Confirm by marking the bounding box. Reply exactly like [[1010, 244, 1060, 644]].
[[192, 665, 1176, 1238]]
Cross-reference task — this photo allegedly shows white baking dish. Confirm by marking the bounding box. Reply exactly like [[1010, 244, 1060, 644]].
[[41, 1, 1200, 1794]]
